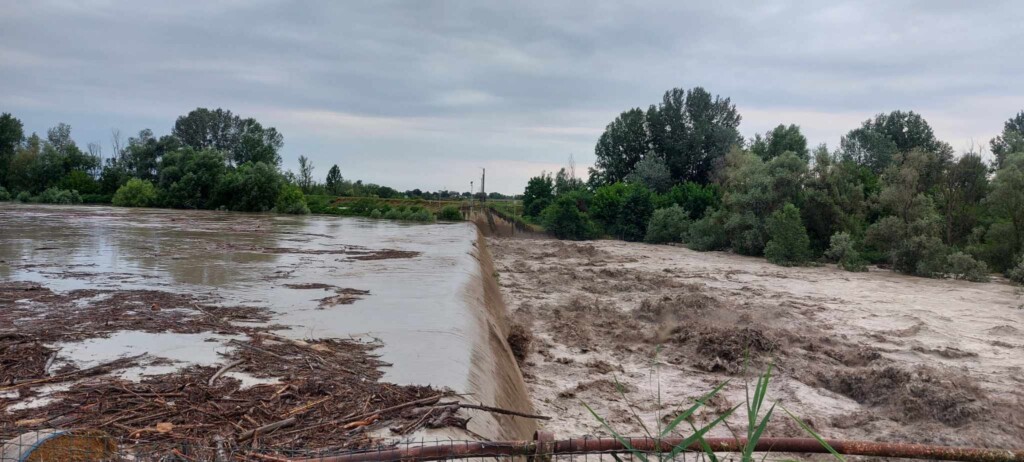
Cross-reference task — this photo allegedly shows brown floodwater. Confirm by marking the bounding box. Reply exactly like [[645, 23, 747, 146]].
[[0, 203, 493, 396]]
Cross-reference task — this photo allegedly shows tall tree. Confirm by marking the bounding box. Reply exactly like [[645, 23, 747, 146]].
[[937, 153, 989, 246], [120, 129, 181, 181], [990, 111, 1024, 170], [750, 124, 808, 160], [0, 113, 24, 185], [172, 108, 283, 166], [297, 155, 314, 192], [840, 110, 952, 174], [590, 108, 649, 185], [647, 87, 742, 184], [986, 153, 1024, 259], [325, 164, 343, 195]]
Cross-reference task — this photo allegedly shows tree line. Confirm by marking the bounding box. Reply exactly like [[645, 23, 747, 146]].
[[521, 87, 1024, 284], [0, 108, 476, 221]]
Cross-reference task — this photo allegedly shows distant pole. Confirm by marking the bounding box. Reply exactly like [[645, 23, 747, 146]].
[[480, 168, 486, 203]]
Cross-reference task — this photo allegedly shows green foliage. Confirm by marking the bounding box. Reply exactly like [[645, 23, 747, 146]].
[[522, 173, 554, 217], [659, 182, 719, 219], [644, 205, 690, 244], [617, 183, 655, 242], [687, 209, 729, 251], [274, 184, 310, 214], [0, 186, 9, 201], [214, 161, 282, 212], [381, 205, 435, 222], [824, 232, 867, 272], [112, 178, 157, 207], [750, 124, 809, 160], [1008, 255, 1024, 285], [0, 113, 24, 183], [369, 209, 382, 219], [893, 235, 949, 278], [840, 110, 951, 175], [81, 193, 112, 204], [16, 191, 31, 202], [990, 111, 1024, 170], [764, 204, 811, 266], [945, 252, 990, 282], [437, 205, 463, 221], [36, 187, 82, 204], [985, 153, 1024, 261], [540, 195, 596, 240], [592, 86, 740, 186], [325, 164, 343, 195], [58, 170, 99, 195], [589, 182, 626, 235], [625, 154, 672, 193], [158, 148, 227, 209], [173, 108, 283, 166]]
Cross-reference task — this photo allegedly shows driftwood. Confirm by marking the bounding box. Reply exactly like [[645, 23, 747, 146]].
[[434, 401, 551, 420], [208, 359, 245, 387], [1, 353, 146, 392], [237, 417, 297, 442]]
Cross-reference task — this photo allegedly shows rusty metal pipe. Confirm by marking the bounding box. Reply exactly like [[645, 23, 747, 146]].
[[289, 437, 1024, 462]]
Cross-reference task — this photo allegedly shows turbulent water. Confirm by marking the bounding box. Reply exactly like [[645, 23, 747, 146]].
[[0, 203, 534, 439]]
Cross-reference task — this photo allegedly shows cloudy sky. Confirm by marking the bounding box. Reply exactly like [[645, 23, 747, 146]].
[[2, 1, 1023, 193]]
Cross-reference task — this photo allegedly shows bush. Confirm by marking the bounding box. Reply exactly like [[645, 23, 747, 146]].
[[617, 183, 655, 242], [37, 188, 82, 204], [687, 209, 729, 251], [764, 203, 811, 266], [893, 235, 949, 278], [410, 208, 435, 222], [437, 205, 463, 221], [825, 232, 867, 272], [81, 193, 113, 204], [540, 196, 596, 240], [274, 184, 310, 214], [112, 179, 158, 207], [945, 252, 990, 282], [369, 209, 382, 219], [0, 186, 10, 201], [213, 162, 282, 212], [644, 205, 690, 244], [1007, 255, 1024, 285], [16, 191, 32, 203]]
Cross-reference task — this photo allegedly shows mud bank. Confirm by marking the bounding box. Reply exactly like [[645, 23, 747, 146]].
[[489, 237, 1024, 448]]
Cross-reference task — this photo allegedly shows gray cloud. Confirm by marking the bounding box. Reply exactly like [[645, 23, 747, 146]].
[[2, 0, 1023, 193]]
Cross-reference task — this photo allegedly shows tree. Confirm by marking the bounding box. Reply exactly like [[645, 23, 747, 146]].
[[764, 203, 811, 266], [985, 153, 1024, 261], [645, 205, 690, 244], [112, 178, 158, 207], [840, 110, 951, 175], [625, 154, 672, 193], [298, 155, 314, 193], [325, 164, 343, 195], [990, 111, 1024, 170], [158, 148, 227, 209], [214, 162, 282, 212], [750, 124, 808, 161], [522, 173, 554, 217], [540, 195, 596, 240], [0, 113, 24, 184], [936, 153, 988, 246], [120, 129, 181, 181], [590, 108, 649, 185], [172, 108, 283, 166], [275, 184, 310, 214], [616, 183, 655, 242], [647, 87, 742, 184]]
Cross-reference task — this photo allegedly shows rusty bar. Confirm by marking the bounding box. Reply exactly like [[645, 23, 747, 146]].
[[291, 437, 1024, 462]]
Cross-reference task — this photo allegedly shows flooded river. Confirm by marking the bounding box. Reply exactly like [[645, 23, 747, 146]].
[[0, 203, 533, 440]]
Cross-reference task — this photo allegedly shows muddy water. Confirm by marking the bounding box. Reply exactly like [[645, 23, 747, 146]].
[[0, 203, 533, 440]]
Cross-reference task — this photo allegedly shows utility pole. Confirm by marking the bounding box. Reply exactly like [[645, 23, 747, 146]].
[[480, 168, 486, 203]]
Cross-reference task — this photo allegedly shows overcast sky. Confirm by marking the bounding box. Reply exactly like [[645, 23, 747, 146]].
[[3, 1, 1023, 194]]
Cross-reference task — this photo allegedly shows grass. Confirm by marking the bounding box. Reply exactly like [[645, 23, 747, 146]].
[[583, 354, 844, 461]]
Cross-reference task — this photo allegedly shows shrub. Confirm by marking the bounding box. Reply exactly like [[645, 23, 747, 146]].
[[81, 193, 113, 204], [540, 196, 596, 240], [687, 209, 729, 251], [945, 252, 990, 282], [617, 183, 655, 242], [825, 232, 867, 272], [407, 208, 435, 222], [369, 209, 382, 219], [438, 205, 463, 221], [764, 203, 811, 266], [893, 235, 949, 278], [112, 179, 158, 207], [213, 162, 282, 212], [0, 186, 10, 201], [645, 205, 690, 244], [274, 184, 310, 214], [16, 191, 32, 203], [37, 188, 82, 204], [1007, 255, 1024, 285]]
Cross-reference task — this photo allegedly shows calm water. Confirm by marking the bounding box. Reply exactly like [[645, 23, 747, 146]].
[[0, 203, 480, 389]]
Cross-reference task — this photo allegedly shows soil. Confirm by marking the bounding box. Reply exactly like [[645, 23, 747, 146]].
[[489, 238, 1024, 448]]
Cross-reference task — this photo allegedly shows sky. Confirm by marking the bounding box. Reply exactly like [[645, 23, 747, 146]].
[[2, 1, 1024, 194]]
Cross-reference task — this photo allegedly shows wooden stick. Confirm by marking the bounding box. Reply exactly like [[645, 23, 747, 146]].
[[1, 353, 146, 391], [237, 417, 297, 442], [229, 340, 289, 360], [209, 359, 245, 386], [434, 401, 551, 420]]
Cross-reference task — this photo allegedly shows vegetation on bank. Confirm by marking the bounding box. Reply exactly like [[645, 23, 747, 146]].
[[520, 86, 1024, 284], [0, 110, 472, 222]]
